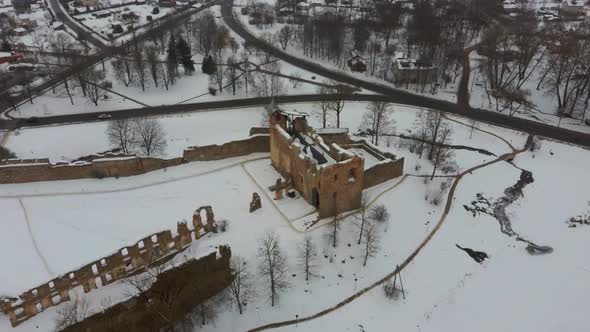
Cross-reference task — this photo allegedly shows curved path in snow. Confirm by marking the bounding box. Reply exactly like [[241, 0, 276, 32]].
[[246, 130, 532, 331]]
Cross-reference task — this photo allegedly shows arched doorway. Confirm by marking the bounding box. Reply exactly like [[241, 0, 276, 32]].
[[312, 188, 320, 208]]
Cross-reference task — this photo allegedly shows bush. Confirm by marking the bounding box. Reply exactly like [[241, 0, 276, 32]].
[[152, 7, 160, 14], [217, 219, 228, 232], [585, 118, 590, 126], [0, 145, 16, 160], [112, 24, 123, 34], [383, 279, 402, 300], [208, 87, 217, 95], [146, 15, 152, 21], [92, 170, 106, 179]]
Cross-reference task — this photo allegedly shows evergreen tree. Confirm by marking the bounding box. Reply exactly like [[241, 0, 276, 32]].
[[1, 40, 11, 52], [176, 34, 194, 74], [166, 34, 178, 81], [201, 55, 217, 75]]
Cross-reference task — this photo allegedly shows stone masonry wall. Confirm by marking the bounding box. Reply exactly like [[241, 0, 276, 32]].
[[0, 134, 270, 184], [0, 206, 218, 327], [183, 135, 269, 161], [363, 158, 405, 189], [61, 246, 232, 332]]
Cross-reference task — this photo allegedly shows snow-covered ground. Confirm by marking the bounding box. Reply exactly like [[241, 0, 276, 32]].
[[4, 102, 527, 170], [74, 4, 174, 40], [1, 92, 589, 332]]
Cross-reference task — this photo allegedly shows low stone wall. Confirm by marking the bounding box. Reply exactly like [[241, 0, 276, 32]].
[[363, 158, 405, 189], [0, 157, 183, 184], [0, 206, 218, 327], [183, 134, 270, 161], [0, 134, 270, 184], [62, 246, 232, 332]]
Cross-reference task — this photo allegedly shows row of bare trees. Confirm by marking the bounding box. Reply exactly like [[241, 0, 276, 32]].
[[106, 118, 167, 156]]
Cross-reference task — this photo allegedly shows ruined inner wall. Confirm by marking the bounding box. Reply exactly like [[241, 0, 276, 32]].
[[0, 135, 270, 184], [0, 206, 218, 327], [363, 158, 405, 189], [61, 246, 232, 332]]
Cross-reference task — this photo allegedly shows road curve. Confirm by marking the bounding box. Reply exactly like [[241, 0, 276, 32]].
[[3, 93, 589, 149], [220, 2, 590, 148]]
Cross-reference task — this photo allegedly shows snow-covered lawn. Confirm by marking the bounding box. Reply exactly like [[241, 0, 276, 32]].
[[2, 93, 589, 332], [74, 4, 174, 39], [5, 107, 264, 163]]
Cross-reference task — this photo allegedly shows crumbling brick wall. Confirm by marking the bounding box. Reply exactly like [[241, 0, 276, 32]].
[[0, 134, 270, 184], [183, 135, 269, 161], [0, 206, 218, 327], [61, 246, 232, 332], [363, 158, 405, 189]]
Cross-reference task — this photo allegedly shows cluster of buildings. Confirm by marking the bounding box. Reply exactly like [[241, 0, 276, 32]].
[[502, 0, 589, 19]]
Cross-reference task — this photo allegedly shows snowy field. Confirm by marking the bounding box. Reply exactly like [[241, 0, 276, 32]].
[[1, 118, 589, 331], [4, 102, 528, 172], [74, 4, 174, 39]]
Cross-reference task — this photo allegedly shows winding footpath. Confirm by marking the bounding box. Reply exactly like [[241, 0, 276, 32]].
[[247, 128, 532, 332]]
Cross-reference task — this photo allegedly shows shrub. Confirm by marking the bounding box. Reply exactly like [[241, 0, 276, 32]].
[[92, 170, 106, 179], [112, 24, 123, 34], [208, 87, 217, 95], [0, 146, 16, 160], [383, 279, 402, 300], [152, 7, 160, 14]]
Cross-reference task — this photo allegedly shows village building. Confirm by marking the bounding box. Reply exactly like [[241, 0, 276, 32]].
[[560, 0, 586, 16], [347, 53, 367, 73], [390, 53, 437, 85]]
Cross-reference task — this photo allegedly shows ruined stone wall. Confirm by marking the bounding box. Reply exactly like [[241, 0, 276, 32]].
[[363, 158, 405, 189], [269, 113, 364, 218], [61, 246, 232, 332], [0, 157, 184, 184], [0, 135, 269, 184], [0, 206, 218, 327], [183, 134, 270, 161]]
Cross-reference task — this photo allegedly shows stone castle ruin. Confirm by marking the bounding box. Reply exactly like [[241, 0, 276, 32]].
[[270, 108, 404, 218], [0, 206, 217, 327]]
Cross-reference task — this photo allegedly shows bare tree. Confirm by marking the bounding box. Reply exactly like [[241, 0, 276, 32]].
[[54, 298, 89, 331], [227, 256, 255, 315], [328, 214, 341, 248], [297, 235, 318, 282], [83, 68, 105, 106], [112, 57, 134, 87], [253, 62, 285, 97], [132, 46, 148, 91], [430, 124, 452, 180], [361, 221, 380, 267], [146, 46, 161, 88], [319, 83, 347, 127], [359, 102, 395, 145], [193, 296, 220, 327], [258, 232, 289, 307], [355, 196, 370, 245], [225, 55, 242, 95], [133, 118, 167, 156], [276, 25, 294, 50], [106, 119, 136, 154]]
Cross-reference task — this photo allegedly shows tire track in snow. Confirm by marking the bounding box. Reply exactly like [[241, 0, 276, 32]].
[[18, 198, 54, 277]]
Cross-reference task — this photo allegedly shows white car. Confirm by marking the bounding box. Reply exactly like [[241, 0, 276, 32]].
[[98, 113, 112, 120]]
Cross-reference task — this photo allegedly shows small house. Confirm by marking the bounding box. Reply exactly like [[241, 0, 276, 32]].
[[347, 54, 367, 73], [560, 0, 586, 16], [0, 51, 24, 64], [390, 53, 437, 84]]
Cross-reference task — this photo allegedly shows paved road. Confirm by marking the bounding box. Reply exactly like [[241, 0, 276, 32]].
[[220, 2, 590, 148], [3, 93, 590, 148]]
